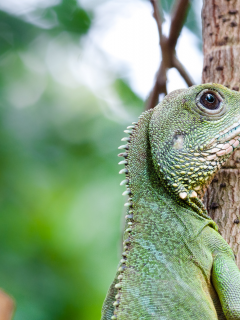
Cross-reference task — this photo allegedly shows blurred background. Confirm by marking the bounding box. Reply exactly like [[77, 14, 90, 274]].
[[0, 0, 203, 319]]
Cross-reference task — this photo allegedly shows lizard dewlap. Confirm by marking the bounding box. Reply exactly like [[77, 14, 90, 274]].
[[101, 83, 240, 320]]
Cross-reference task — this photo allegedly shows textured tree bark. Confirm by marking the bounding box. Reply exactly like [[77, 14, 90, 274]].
[[202, 0, 240, 266]]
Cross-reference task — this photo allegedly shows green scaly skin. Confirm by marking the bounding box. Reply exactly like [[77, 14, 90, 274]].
[[101, 84, 240, 320]]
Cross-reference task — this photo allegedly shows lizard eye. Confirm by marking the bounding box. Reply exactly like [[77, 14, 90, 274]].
[[195, 89, 225, 118], [200, 92, 220, 110]]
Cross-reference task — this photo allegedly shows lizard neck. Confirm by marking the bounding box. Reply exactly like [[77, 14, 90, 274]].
[[120, 109, 216, 225]]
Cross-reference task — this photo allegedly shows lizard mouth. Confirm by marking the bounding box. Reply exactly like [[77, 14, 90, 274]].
[[204, 121, 240, 160], [218, 121, 240, 144]]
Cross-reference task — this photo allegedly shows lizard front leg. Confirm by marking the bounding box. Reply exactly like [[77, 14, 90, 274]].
[[212, 252, 240, 320]]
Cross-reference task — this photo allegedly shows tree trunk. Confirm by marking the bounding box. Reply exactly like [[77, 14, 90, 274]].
[[202, 0, 240, 266]]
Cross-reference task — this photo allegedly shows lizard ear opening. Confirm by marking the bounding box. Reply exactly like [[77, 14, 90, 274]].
[[195, 89, 226, 118]]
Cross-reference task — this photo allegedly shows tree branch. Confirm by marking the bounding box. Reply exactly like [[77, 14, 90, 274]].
[[146, 62, 167, 110], [172, 56, 194, 87], [168, 0, 190, 51], [149, 0, 163, 39], [146, 0, 192, 110]]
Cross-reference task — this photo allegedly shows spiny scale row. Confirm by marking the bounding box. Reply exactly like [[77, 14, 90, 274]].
[[111, 120, 138, 319]]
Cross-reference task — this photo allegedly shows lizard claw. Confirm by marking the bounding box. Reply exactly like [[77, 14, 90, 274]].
[[179, 190, 198, 200], [190, 190, 198, 198], [179, 192, 188, 200]]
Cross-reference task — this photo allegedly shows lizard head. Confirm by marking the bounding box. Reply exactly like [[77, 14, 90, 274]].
[[149, 83, 240, 205]]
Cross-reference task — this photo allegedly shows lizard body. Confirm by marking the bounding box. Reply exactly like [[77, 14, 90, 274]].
[[101, 84, 240, 320]]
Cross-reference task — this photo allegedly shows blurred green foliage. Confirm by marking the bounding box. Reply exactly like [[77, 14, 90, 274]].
[[0, 0, 201, 319]]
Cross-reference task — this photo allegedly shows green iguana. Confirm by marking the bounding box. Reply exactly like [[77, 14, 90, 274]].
[[101, 84, 240, 320]]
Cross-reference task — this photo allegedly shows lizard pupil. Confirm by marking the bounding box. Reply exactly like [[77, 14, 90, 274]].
[[200, 92, 220, 110], [206, 94, 215, 103]]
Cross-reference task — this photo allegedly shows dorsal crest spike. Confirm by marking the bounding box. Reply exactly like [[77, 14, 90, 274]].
[[118, 152, 128, 158], [118, 145, 129, 150]]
